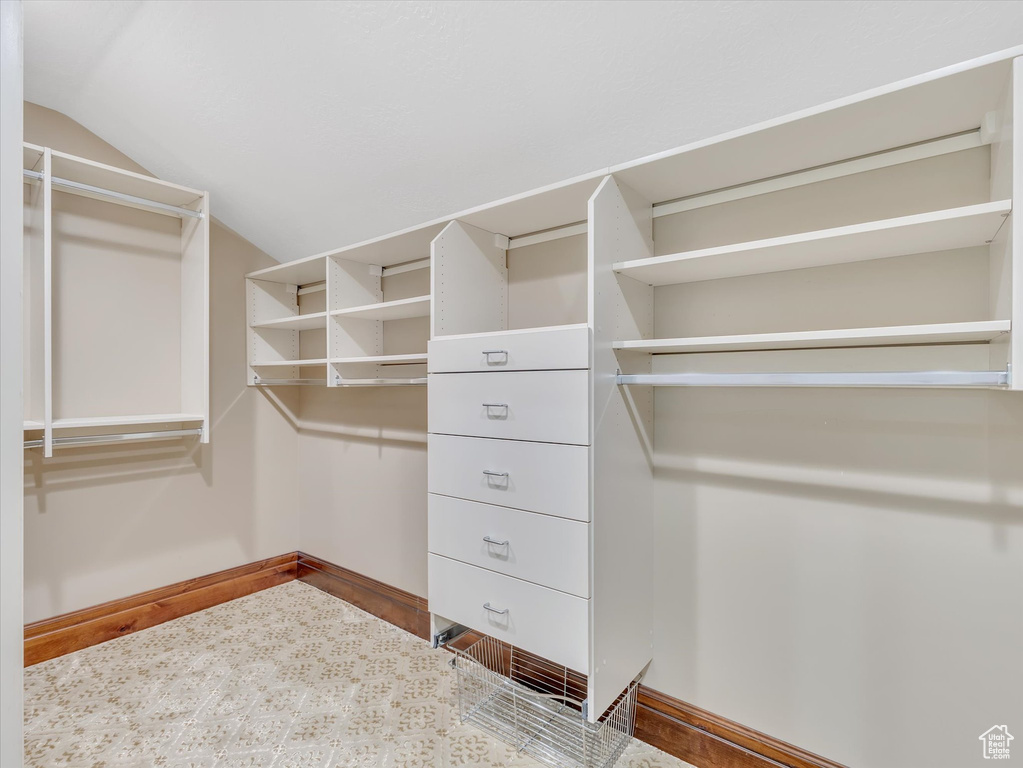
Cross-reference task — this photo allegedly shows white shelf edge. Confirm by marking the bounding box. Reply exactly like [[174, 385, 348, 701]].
[[330, 295, 431, 321], [430, 322, 590, 342], [250, 311, 328, 331], [250, 359, 329, 367], [23, 420, 43, 430], [51, 413, 206, 429], [330, 353, 428, 365], [613, 200, 1012, 285], [614, 320, 1012, 354]]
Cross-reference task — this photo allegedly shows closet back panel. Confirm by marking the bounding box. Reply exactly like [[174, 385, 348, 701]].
[[51, 191, 183, 419], [507, 233, 588, 330], [652, 146, 991, 255]]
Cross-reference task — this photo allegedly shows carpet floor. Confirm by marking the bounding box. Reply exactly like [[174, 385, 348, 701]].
[[24, 581, 691, 768]]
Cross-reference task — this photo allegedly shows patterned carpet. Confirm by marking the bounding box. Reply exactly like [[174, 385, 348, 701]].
[[24, 581, 691, 768]]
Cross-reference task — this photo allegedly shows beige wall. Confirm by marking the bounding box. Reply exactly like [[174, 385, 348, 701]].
[[22, 104, 300, 623]]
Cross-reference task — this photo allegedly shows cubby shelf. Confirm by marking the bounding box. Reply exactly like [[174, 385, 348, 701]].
[[614, 200, 1012, 285], [51, 414, 206, 429], [250, 311, 328, 331], [250, 359, 328, 367], [331, 353, 428, 365], [614, 320, 1012, 354], [23, 420, 43, 431], [330, 295, 431, 321]]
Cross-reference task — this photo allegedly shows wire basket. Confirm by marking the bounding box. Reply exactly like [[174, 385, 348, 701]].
[[450, 636, 637, 768]]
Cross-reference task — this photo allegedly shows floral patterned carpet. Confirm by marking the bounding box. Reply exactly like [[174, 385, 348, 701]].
[[24, 581, 691, 768]]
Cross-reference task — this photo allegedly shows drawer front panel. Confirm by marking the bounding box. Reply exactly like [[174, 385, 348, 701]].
[[428, 434, 590, 521], [428, 494, 590, 598], [428, 554, 589, 673], [429, 325, 589, 373], [428, 370, 589, 445]]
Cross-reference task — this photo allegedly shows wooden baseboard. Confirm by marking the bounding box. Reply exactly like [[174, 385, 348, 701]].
[[295, 551, 430, 640], [24, 551, 843, 768], [24, 552, 298, 666], [636, 687, 847, 768]]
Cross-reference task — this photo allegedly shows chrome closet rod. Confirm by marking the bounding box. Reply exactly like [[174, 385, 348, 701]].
[[23, 428, 202, 450], [22, 168, 203, 219], [616, 369, 1010, 388]]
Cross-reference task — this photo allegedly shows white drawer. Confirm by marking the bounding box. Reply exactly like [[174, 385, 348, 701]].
[[428, 554, 589, 673], [429, 325, 589, 373], [428, 434, 589, 521], [428, 495, 590, 598], [428, 370, 589, 445]]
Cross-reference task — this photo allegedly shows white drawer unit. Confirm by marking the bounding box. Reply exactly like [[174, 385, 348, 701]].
[[429, 214, 653, 725], [428, 369, 590, 445], [428, 434, 590, 521], [429, 324, 590, 373], [428, 554, 589, 673], [428, 494, 590, 597]]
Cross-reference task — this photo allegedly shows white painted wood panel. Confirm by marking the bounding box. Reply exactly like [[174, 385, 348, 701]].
[[428, 370, 589, 445], [428, 495, 589, 597], [428, 554, 589, 673], [587, 176, 655, 721], [428, 324, 589, 373], [428, 434, 590, 521]]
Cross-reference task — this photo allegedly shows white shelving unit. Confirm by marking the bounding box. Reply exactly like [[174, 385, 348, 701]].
[[23, 144, 209, 456], [240, 47, 1023, 749], [606, 50, 1022, 390]]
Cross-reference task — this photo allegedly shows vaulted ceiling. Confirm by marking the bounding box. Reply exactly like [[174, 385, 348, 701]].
[[23, 0, 1023, 262]]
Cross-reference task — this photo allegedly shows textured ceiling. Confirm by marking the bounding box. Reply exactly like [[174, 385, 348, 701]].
[[23, 0, 1023, 262]]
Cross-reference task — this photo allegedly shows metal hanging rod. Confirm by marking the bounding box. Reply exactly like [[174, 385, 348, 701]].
[[253, 378, 326, 386], [381, 258, 430, 277], [24, 428, 202, 450], [651, 129, 984, 218], [23, 168, 203, 219], [616, 369, 1010, 388], [333, 377, 427, 387]]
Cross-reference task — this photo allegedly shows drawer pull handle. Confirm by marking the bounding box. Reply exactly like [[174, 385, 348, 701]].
[[482, 402, 508, 408], [483, 536, 509, 547], [483, 350, 508, 364], [482, 470, 509, 478], [483, 602, 509, 615]]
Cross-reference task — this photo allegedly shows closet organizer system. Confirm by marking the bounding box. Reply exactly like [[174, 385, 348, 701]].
[[23, 144, 209, 458], [253, 51, 1023, 735]]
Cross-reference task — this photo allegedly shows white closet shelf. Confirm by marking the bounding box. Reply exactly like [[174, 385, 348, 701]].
[[250, 359, 329, 367], [330, 295, 431, 321], [251, 311, 327, 332], [46, 148, 205, 210], [614, 200, 1012, 285], [331, 353, 428, 366], [23, 420, 43, 430], [51, 414, 206, 429], [614, 320, 1012, 354], [246, 255, 327, 287]]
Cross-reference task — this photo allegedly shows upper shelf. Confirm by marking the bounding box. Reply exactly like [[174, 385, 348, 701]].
[[251, 311, 327, 332], [43, 147, 205, 210], [330, 295, 431, 321], [615, 200, 1011, 285], [614, 320, 1011, 354], [611, 48, 1018, 205], [51, 414, 205, 429]]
